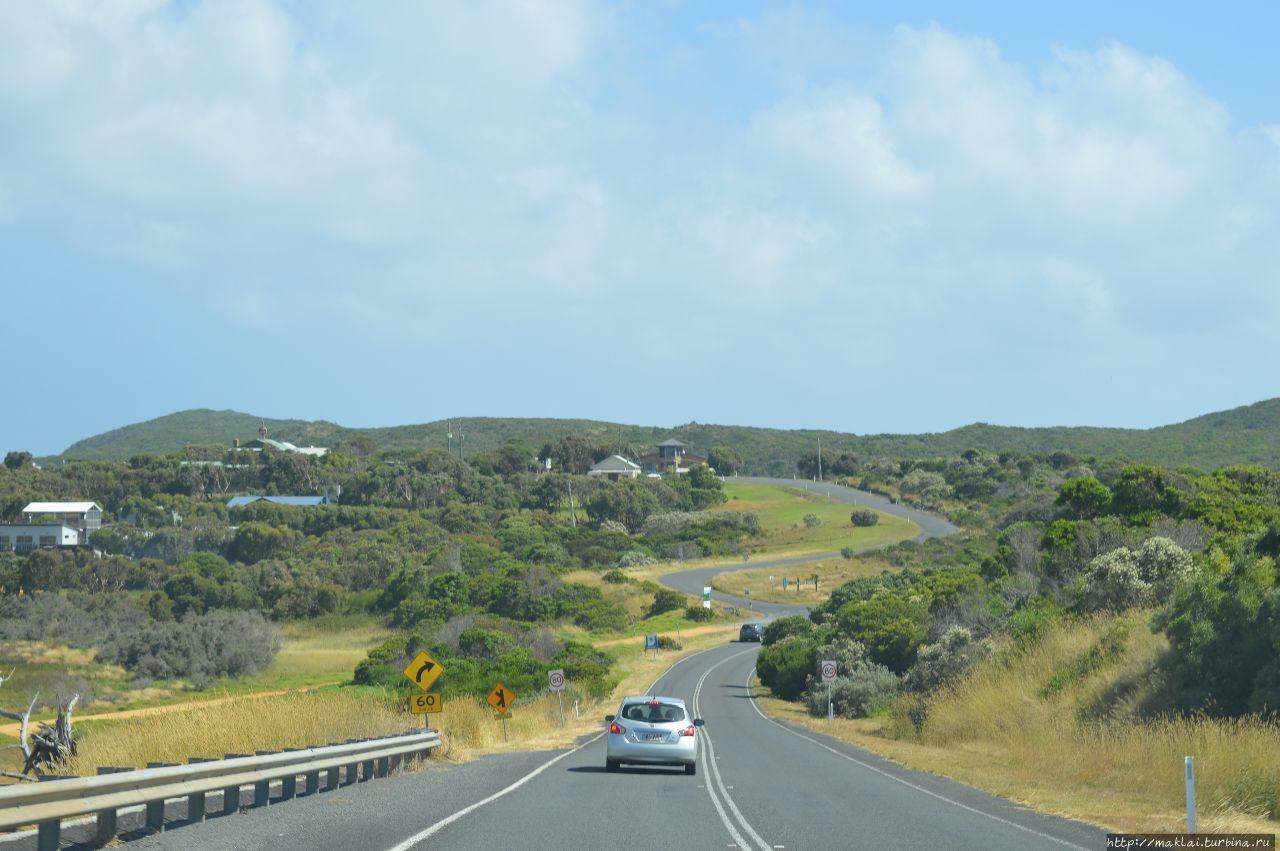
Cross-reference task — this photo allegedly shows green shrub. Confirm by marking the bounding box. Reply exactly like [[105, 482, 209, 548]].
[[602, 569, 627, 584], [803, 513, 821, 528], [807, 665, 900, 718], [657, 635, 683, 650], [850, 510, 879, 527], [684, 605, 713, 621], [647, 588, 686, 618], [762, 615, 813, 646], [757, 635, 819, 700]]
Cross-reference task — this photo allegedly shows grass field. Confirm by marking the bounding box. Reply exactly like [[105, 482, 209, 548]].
[[751, 612, 1280, 836], [710, 555, 897, 605], [713, 482, 918, 558]]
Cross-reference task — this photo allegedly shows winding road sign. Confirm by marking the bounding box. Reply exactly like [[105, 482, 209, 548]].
[[548, 669, 566, 692], [402, 650, 444, 691], [410, 692, 442, 714], [487, 682, 516, 714], [820, 660, 838, 682]]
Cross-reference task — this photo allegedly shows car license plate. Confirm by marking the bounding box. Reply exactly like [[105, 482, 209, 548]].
[[644, 733, 666, 741]]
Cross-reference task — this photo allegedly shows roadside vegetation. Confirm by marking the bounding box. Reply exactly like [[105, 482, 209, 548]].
[[753, 449, 1280, 832]]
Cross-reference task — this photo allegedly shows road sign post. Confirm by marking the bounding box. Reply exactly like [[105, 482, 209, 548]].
[[644, 634, 659, 658], [702, 586, 711, 609], [487, 683, 516, 742], [548, 669, 566, 725], [402, 651, 446, 728], [820, 660, 838, 722]]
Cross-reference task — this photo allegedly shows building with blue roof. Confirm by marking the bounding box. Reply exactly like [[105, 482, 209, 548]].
[[226, 495, 330, 509]]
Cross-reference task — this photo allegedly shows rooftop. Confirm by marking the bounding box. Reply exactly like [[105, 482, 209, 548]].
[[23, 501, 101, 514]]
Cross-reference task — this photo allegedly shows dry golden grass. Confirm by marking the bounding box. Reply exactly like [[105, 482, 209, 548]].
[[65, 688, 411, 774], [752, 613, 1280, 836], [711, 555, 896, 604], [259, 617, 393, 683]]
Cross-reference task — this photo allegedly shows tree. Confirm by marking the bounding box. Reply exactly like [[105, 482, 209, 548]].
[[586, 480, 660, 533], [707, 446, 742, 476], [1055, 476, 1112, 520], [850, 509, 878, 527], [3, 451, 32, 471]]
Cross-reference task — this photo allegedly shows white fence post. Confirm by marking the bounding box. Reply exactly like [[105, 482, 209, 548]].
[[1185, 755, 1196, 833]]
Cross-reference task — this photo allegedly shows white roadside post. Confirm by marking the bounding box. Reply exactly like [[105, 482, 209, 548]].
[[820, 661, 838, 722], [1185, 756, 1196, 833]]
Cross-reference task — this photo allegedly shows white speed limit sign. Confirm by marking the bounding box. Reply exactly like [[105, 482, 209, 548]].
[[548, 669, 566, 692], [820, 660, 838, 682]]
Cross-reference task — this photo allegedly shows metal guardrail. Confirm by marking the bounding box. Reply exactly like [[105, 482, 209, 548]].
[[0, 729, 441, 850]]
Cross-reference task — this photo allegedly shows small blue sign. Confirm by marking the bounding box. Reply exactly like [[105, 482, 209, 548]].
[[644, 634, 659, 651]]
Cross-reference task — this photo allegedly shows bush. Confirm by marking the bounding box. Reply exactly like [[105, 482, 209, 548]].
[[807, 665, 900, 718], [647, 588, 686, 618], [757, 635, 819, 700], [598, 520, 630, 535], [762, 615, 813, 646], [840, 547, 856, 559], [98, 609, 282, 687], [656, 635, 682, 650], [602, 569, 627, 584], [904, 626, 991, 693], [803, 513, 821, 528], [1083, 537, 1193, 611], [850, 510, 879, 527], [617, 551, 656, 568], [684, 605, 713, 621]]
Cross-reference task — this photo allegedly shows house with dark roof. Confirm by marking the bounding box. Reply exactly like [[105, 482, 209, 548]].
[[638, 438, 708, 476], [588, 455, 642, 481]]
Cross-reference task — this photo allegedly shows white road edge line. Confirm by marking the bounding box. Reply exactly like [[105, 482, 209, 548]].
[[384, 646, 709, 851], [743, 667, 1089, 851], [692, 651, 772, 851]]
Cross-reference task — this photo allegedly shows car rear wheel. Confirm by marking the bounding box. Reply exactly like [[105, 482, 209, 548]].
[[684, 762, 696, 776], [606, 758, 620, 772]]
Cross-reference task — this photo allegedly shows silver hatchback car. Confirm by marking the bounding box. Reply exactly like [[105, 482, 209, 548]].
[[605, 696, 704, 775]]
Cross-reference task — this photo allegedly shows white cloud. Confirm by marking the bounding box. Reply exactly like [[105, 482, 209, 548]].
[[2, 3, 1278, 422]]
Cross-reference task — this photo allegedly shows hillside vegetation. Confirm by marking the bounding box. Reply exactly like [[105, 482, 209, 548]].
[[48, 396, 1280, 471]]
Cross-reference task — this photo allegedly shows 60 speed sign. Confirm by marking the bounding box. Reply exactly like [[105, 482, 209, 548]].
[[410, 692, 442, 714], [820, 660, 838, 682]]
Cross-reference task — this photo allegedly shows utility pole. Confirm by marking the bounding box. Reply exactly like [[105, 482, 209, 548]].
[[817, 436, 823, 482], [447, 423, 453, 455], [567, 480, 577, 528]]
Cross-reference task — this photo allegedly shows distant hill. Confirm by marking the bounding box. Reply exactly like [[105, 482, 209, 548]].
[[56, 399, 1280, 473]]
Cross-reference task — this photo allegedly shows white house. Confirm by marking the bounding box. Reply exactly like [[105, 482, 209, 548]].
[[0, 524, 80, 552], [588, 455, 642, 481], [21, 501, 102, 538]]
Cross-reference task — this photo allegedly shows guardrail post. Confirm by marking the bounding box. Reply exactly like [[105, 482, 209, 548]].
[[223, 754, 251, 814], [94, 766, 132, 845], [37, 821, 59, 851], [376, 755, 390, 777], [254, 752, 274, 806], [325, 764, 340, 791], [344, 740, 359, 785], [145, 763, 178, 832], [187, 758, 214, 822], [280, 749, 303, 800]]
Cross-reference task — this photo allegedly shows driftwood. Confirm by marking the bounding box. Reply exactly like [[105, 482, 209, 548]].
[[0, 689, 79, 777]]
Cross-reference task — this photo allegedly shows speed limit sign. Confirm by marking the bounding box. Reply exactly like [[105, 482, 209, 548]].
[[548, 669, 566, 692], [820, 660, 838, 682]]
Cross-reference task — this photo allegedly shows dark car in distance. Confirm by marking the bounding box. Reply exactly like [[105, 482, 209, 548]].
[[739, 623, 763, 642]]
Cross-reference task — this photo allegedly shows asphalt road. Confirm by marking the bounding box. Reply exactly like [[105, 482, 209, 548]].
[[115, 642, 1104, 850], [660, 476, 959, 617]]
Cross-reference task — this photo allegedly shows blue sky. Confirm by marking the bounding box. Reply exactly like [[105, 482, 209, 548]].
[[3, 1, 1279, 456]]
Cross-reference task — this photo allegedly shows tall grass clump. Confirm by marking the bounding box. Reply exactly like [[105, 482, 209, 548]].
[[893, 611, 1280, 828], [66, 688, 408, 774]]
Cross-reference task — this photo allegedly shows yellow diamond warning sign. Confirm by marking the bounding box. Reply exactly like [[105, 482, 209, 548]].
[[402, 650, 444, 691], [486, 682, 516, 714]]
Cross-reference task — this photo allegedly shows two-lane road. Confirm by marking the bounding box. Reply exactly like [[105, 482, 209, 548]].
[[126, 642, 1103, 850]]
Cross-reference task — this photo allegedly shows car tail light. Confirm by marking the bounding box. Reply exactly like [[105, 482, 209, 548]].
[[681, 726, 695, 737], [610, 722, 626, 735]]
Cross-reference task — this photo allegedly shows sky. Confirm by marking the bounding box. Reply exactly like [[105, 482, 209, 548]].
[[3, 1, 1279, 456]]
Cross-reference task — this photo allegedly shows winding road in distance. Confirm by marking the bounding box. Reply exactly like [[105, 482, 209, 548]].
[[660, 475, 960, 617], [104, 478, 1111, 850]]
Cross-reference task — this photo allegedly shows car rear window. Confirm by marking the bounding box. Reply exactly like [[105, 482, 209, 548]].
[[622, 702, 686, 723]]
